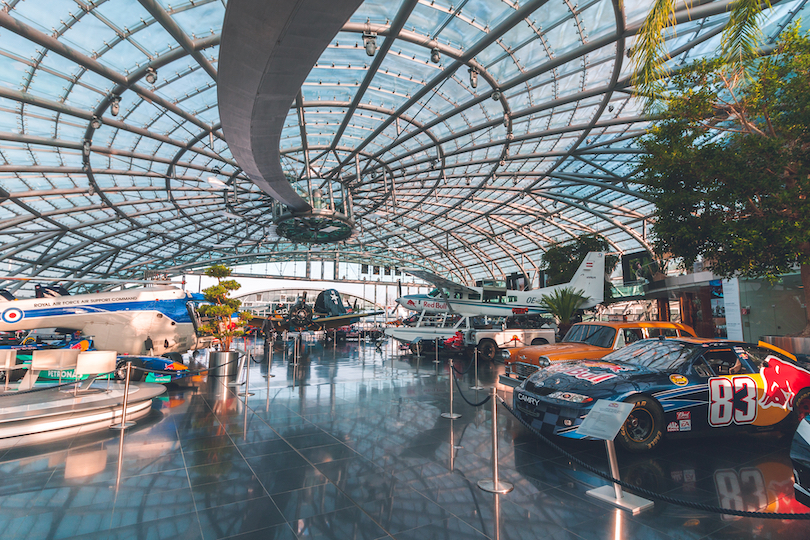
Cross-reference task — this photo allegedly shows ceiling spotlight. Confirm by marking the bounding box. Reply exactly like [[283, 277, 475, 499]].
[[468, 67, 478, 89], [363, 31, 377, 57], [90, 115, 102, 129], [430, 47, 440, 63], [110, 95, 121, 116], [503, 114, 509, 127], [491, 90, 501, 101], [82, 139, 91, 158], [145, 67, 158, 84], [608, 105, 615, 112]]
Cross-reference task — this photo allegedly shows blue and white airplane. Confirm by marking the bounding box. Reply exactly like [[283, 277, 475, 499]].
[[395, 252, 606, 317], [0, 286, 207, 356]]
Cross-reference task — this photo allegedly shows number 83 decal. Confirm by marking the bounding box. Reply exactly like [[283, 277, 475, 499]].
[[709, 376, 758, 427]]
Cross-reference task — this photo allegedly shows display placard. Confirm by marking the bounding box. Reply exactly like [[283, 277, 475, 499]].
[[576, 400, 635, 441]]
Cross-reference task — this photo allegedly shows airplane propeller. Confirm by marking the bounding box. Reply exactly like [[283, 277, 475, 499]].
[[388, 279, 402, 317]]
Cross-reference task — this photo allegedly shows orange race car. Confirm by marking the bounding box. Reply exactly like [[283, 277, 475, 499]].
[[501, 320, 696, 386]]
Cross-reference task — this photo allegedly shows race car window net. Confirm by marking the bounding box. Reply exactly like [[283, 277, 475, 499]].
[[701, 349, 748, 375], [562, 325, 616, 349], [605, 340, 695, 371]]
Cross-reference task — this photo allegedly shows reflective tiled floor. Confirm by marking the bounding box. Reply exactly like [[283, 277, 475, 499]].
[[1, 338, 809, 539]]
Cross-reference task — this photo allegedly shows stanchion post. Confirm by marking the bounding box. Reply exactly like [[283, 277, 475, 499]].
[[440, 361, 461, 419], [239, 351, 254, 397], [478, 388, 513, 494], [433, 337, 440, 364], [470, 346, 484, 390], [110, 361, 135, 430]]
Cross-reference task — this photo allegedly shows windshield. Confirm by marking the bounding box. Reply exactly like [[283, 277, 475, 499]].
[[562, 324, 617, 348], [604, 340, 697, 371]]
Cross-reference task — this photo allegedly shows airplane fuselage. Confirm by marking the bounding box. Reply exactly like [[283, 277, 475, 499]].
[[397, 252, 605, 317], [0, 287, 202, 356], [396, 291, 552, 317]]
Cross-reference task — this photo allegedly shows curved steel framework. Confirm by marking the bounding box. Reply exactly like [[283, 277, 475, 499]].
[[0, 0, 807, 292]]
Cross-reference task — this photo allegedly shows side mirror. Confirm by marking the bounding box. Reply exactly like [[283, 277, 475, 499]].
[[762, 360, 769, 368]]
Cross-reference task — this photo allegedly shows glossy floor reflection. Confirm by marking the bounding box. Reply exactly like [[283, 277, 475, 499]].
[[1, 337, 808, 539]]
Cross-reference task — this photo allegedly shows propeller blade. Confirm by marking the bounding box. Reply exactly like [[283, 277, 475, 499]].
[[397, 279, 402, 298]]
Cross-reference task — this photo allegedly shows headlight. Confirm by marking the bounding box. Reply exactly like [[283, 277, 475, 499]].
[[548, 391, 593, 403], [537, 355, 550, 367]]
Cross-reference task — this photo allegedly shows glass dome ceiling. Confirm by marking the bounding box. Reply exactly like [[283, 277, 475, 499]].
[[0, 0, 807, 291]]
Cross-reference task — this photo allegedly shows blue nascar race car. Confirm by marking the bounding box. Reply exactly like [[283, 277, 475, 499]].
[[512, 337, 810, 452]]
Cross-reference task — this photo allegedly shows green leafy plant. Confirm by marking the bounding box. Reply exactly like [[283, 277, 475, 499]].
[[541, 234, 618, 301], [632, 0, 770, 106], [540, 287, 587, 326], [636, 27, 810, 335], [197, 264, 252, 351]]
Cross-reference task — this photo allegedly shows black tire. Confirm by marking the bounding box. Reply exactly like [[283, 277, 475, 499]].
[[478, 339, 498, 362], [409, 342, 422, 355], [780, 389, 810, 432], [115, 360, 144, 382], [617, 395, 664, 452], [162, 352, 184, 364], [531, 338, 549, 346]]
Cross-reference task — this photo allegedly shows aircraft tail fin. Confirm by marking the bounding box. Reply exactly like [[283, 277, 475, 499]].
[[567, 252, 605, 307], [315, 289, 347, 316]]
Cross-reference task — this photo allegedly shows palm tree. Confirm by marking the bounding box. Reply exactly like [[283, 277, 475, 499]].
[[632, 0, 770, 103], [540, 287, 587, 329]]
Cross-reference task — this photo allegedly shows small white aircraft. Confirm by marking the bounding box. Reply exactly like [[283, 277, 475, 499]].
[[0, 285, 207, 356], [396, 252, 606, 317]]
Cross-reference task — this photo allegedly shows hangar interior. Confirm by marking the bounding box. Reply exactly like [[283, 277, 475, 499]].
[[1, 1, 809, 539]]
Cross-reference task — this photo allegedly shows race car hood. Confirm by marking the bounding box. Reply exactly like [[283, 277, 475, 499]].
[[522, 359, 652, 397], [509, 342, 610, 363]]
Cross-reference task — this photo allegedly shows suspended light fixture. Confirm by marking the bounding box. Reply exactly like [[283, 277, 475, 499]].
[[491, 90, 501, 101], [110, 95, 121, 116], [82, 139, 91, 158], [468, 67, 478, 89], [363, 31, 377, 57], [90, 115, 102, 129], [430, 48, 440, 63], [145, 67, 158, 84]]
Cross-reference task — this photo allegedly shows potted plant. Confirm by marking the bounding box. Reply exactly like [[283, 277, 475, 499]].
[[197, 264, 252, 377], [540, 287, 586, 340]]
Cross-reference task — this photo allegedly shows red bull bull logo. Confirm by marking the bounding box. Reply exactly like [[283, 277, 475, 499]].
[[406, 299, 416, 307], [759, 355, 810, 411]]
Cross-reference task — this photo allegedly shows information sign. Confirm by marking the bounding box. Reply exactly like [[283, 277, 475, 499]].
[[576, 400, 635, 441]]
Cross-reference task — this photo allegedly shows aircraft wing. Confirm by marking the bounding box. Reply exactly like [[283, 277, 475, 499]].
[[402, 268, 478, 296], [312, 311, 385, 327]]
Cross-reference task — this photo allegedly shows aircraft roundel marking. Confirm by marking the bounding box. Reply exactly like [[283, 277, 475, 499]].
[[1, 308, 24, 323]]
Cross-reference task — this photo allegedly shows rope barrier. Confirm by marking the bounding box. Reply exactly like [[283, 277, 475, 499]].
[[449, 362, 491, 407], [451, 357, 476, 375], [499, 396, 810, 519]]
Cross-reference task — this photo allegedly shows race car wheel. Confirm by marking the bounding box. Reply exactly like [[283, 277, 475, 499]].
[[115, 360, 144, 382], [409, 342, 422, 355], [162, 352, 184, 365], [780, 389, 810, 432], [617, 395, 664, 452], [478, 339, 498, 363], [531, 338, 549, 346], [795, 390, 810, 421]]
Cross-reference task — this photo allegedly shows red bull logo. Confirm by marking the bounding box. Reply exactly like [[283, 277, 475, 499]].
[[759, 355, 810, 410], [406, 299, 416, 307]]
